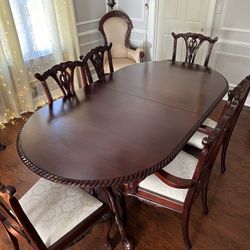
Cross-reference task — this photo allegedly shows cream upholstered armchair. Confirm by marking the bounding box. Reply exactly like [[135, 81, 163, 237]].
[[99, 10, 144, 72]]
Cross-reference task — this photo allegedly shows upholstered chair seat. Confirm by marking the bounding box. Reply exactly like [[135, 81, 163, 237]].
[[139, 151, 198, 203], [19, 178, 103, 247], [104, 57, 135, 73], [202, 117, 217, 128]]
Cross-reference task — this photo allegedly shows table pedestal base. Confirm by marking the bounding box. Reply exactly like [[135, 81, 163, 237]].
[[104, 186, 133, 250]]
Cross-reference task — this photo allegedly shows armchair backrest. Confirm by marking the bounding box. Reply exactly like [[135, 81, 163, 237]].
[[99, 10, 133, 58]]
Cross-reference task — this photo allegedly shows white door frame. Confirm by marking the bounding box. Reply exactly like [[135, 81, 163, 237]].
[[149, 0, 217, 61]]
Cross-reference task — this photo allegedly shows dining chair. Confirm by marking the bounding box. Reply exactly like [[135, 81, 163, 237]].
[[171, 32, 218, 67], [79, 43, 114, 85], [0, 178, 112, 250], [34, 61, 86, 104], [186, 75, 250, 172], [98, 10, 144, 72], [121, 100, 238, 249]]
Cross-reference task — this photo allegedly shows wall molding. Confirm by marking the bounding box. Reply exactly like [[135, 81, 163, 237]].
[[80, 39, 102, 48], [221, 27, 250, 33], [76, 19, 100, 26], [220, 0, 250, 34], [78, 29, 99, 38], [215, 51, 250, 60], [117, 0, 145, 22], [217, 39, 250, 49]]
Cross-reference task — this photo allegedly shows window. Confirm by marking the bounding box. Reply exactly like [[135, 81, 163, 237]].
[[10, 0, 53, 61]]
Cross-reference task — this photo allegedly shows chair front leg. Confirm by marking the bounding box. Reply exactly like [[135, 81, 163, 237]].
[[182, 206, 192, 250], [201, 179, 209, 215], [221, 135, 231, 172]]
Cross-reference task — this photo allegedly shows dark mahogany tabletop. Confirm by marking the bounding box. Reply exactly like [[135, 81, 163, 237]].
[[17, 61, 228, 187]]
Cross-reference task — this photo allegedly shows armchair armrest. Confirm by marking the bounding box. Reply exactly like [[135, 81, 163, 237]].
[[127, 48, 145, 63], [155, 169, 195, 189]]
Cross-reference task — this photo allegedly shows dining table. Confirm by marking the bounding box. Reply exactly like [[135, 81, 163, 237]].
[[17, 60, 228, 250]]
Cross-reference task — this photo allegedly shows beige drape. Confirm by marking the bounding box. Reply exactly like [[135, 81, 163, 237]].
[[0, 0, 80, 128]]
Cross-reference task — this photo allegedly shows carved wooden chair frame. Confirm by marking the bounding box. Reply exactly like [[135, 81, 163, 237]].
[[0, 182, 111, 250], [79, 43, 114, 85], [98, 10, 144, 62], [186, 75, 250, 172], [34, 61, 85, 104], [172, 32, 218, 67], [121, 100, 238, 249]]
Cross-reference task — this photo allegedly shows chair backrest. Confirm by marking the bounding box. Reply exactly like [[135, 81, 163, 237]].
[[80, 43, 114, 84], [99, 10, 133, 58], [171, 32, 218, 67], [225, 75, 250, 139], [0, 183, 47, 249], [185, 99, 238, 203], [34, 61, 81, 104]]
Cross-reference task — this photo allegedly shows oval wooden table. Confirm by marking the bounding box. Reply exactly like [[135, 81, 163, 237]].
[[17, 61, 228, 249]]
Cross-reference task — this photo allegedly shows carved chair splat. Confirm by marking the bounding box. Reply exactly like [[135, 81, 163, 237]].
[[34, 61, 85, 104], [79, 43, 114, 85], [172, 32, 218, 67]]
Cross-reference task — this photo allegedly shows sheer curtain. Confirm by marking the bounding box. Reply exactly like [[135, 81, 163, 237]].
[[0, 0, 80, 127]]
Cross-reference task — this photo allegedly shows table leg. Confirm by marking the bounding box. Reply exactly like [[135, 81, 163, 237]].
[[104, 186, 133, 250]]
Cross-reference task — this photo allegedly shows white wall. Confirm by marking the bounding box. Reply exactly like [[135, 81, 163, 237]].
[[73, 0, 106, 56], [114, 0, 148, 50], [210, 0, 250, 105]]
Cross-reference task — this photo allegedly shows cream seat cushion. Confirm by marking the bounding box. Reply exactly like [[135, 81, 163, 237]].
[[202, 117, 217, 129], [20, 178, 103, 247], [139, 151, 198, 203], [104, 57, 135, 73], [187, 118, 217, 149]]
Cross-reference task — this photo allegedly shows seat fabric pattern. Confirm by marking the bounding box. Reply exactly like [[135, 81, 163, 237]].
[[187, 131, 207, 150], [202, 118, 217, 128], [139, 151, 198, 203], [19, 178, 103, 247]]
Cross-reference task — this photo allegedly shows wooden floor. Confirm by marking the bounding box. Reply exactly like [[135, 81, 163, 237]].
[[0, 103, 250, 250]]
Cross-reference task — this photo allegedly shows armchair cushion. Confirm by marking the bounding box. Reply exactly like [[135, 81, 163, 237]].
[[20, 178, 103, 247], [139, 151, 198, 202], [104, 57, 135, 73]]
